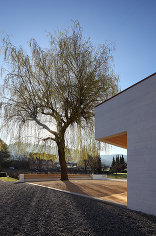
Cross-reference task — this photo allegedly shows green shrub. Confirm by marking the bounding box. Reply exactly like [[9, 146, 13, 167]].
[[9, 172, 19, 179]]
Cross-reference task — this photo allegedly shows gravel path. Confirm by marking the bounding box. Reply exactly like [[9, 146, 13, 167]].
[[0, 181, 156, 236]]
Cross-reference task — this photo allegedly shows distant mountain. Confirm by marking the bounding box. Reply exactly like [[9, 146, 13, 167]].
[[101, 154, 127, 167]]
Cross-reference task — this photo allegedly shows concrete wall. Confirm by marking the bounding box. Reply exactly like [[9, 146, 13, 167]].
[[95, 74, 156, 216]]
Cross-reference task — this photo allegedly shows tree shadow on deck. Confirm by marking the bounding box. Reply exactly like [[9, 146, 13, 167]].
[[63, 180, 89, 196]]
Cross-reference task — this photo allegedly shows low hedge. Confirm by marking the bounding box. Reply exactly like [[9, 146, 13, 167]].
[[0, 172, 7, 177]]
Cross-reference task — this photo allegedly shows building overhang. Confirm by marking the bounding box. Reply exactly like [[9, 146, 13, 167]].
[[97, 131, 127, 149]]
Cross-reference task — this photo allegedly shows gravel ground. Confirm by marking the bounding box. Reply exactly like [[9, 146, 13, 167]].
[[0, 181, 156, 236]]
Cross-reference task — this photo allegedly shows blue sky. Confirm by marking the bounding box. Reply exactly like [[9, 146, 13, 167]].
[[0, 0, 156, 155]]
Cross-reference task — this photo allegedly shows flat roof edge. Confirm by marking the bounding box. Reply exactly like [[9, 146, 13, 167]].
[[95, 72, 156, 108]]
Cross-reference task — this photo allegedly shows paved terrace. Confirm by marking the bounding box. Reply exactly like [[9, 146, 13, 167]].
[[32, 179, 127, 205]]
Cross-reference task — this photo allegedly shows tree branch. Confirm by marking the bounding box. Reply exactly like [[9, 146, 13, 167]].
[[33, 117, 57, 137], [43, 137, 56, 142]]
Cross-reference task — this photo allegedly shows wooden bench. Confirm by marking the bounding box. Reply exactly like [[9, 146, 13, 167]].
[[19, 173, 92, 182], [68, 174, 91, 179]]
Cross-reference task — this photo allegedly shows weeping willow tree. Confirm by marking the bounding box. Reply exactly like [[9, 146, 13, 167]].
[[0, 21, 119, 180]]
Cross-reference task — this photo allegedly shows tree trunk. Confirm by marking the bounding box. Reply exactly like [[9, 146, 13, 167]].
[[57, 136, 68, 181]]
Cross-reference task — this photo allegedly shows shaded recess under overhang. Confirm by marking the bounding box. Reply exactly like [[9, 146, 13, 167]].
[[97, 131, 127, 149]]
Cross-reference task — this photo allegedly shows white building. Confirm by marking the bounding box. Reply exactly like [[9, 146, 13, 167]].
[[95, 73, 156, 216]]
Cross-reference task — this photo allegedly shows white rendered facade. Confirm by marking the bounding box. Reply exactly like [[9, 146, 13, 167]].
[[95, 73, 156, 216]]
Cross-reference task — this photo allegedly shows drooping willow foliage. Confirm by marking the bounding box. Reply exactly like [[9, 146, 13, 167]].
[[0, 21, 119, 179], [0, 114, 103, 163]]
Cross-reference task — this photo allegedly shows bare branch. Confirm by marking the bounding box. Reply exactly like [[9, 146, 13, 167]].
[[33, 117, 57, 137], [43, 137, 56, 142]]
